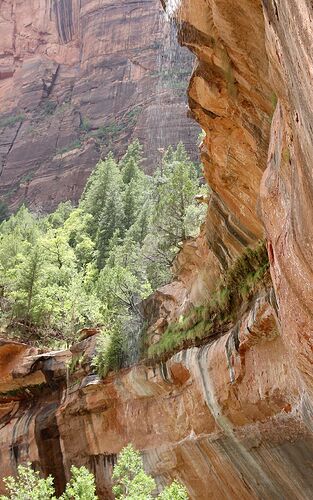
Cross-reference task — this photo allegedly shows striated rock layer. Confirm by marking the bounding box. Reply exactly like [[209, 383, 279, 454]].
[[2, 292, 313, 499], [1, 0, 313, 499], [0, 0, 199, 212]]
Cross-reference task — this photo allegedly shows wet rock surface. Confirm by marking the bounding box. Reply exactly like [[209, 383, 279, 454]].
[[0, 0, 199, 212], [0, 1, 313, 498], [1, 294, 313, 498]]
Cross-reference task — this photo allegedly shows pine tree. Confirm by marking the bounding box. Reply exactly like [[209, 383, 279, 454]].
[[96, 191, 124, 269], [80, 153, 121, 233], [13, 245, 43, 324]]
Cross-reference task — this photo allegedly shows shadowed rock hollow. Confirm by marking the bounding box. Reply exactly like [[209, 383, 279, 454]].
[[0, 0, 313, 499]]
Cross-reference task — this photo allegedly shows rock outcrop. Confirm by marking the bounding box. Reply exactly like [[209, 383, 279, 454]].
[[0, 0, 199, 212], [1, 0, 313, 499]]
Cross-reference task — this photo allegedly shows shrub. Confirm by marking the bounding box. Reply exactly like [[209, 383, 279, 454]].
[[148, 241, 270, 360], [92, 326, 125, 378], [112, 444, 189, 500], [42, 100, 57, 116], [80, 118, 91, 132], [159, 481, 189, 500], [61, 466, 97, 500], [0, 463, 97, 500], [0, 463, 55, 500]]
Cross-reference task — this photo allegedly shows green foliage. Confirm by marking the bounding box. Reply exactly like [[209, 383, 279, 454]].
[[57, 140, 81, 155], [149, 241, 270, 360], [42, 100, 57, 116], [0, 114, 25, 128], [80, 117, 92, 132], [92, 326, 124, 378], [47, 201, 73, 229], [93, 122, 124, 142], [0, 142, 204, 353], [0, 463, 56, 500], [0, 463, 97, 500], [158, 481, 189, 500], [61, 466, 97, 500], [112, 445, 188, 500]]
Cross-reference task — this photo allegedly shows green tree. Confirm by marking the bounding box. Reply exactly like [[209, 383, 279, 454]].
[[159, 481, 189, 500], [144, 143, 205, 287], [12, 245, 43, 324], [154, 142, 198, 245], [0, 463, 55, 500], [47, 201, 73, 229], [112, 445, 189, 500], [80, 154, 122, 231], [61, 466, 97, 500], [96, 190, 124, 269], [112, 444, 156, 500], [0, 463, 97, 500], [120, 140, 143, 185], [120, 141, 148, 231]]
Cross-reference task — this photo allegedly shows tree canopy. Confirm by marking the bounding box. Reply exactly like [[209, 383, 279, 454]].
[[0, 142, 207, 359]]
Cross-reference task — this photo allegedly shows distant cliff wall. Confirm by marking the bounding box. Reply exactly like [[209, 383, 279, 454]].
[[0, 0, 199, 212]]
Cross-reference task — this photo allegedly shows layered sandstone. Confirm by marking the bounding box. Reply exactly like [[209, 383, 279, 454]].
[[0, 0, 313, 499], [0, 0, 199, 212], [2, 291, 313, 499]]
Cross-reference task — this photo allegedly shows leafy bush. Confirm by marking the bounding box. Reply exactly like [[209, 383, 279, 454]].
[[0, 463, 55, 500], [92, 326, 125, 378], [112, 444, 189, 500], [80, 117, 91, 132], [0, 463, 97, 500], [148, 241, 270, 359], [158, 481, 189, 500], [62, 465, 97, 500], [42, 100, 57, 116]]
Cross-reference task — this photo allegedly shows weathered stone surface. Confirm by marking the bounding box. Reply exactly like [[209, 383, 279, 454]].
[[0, 0, 199, 212], [174, 0, 274, 269], [0, 0, 313, 499], [1, 295, 313, 498]]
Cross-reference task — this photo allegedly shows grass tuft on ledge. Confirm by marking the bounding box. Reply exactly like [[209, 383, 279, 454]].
[[148, 240, 270, 360]]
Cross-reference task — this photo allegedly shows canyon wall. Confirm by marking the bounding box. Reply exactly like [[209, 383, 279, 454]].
[[0, 0, 199, 212], [0, 0, 313, 499]]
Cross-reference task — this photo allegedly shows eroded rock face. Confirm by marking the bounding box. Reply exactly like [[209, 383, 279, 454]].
[[1, 0, 313, 499], [1, 294, 313, 498], [174, 0, 274, 269], [0, 0, 199, 212]]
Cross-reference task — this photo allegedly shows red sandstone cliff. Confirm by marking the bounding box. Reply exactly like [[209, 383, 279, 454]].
[[0, 0, 199, 212], [0, 1, 313, 499]]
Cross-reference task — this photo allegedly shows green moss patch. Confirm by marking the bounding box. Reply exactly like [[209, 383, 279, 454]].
[[148, 241, 270, 360]]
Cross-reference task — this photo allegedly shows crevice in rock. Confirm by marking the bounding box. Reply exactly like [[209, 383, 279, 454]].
[[35, 400, 66, 496]]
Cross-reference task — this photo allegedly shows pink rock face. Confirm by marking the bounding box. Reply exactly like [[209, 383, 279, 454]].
[[1, 1, 313, 499], [259, 1, 313, 400], [1, 295, 312, 498], [0, 0, 199, 212]]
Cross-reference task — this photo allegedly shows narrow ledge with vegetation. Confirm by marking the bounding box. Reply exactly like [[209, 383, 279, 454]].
[[147, 241, 270, 362]]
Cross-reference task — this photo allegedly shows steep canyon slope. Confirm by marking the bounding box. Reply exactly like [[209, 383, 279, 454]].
[[1, 0, 313, 499], [0, 0, 199, 211]]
